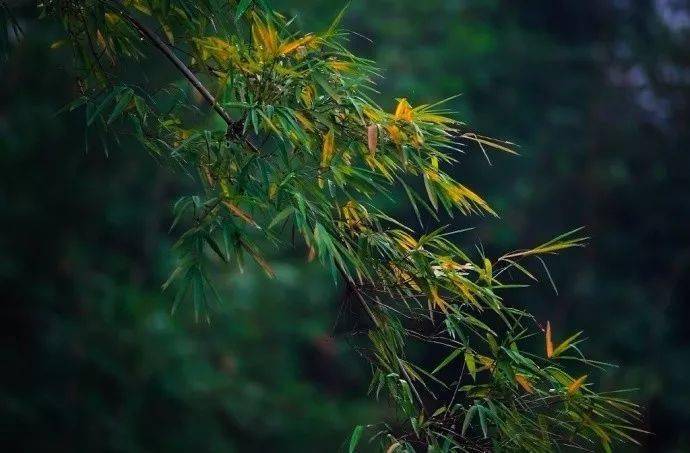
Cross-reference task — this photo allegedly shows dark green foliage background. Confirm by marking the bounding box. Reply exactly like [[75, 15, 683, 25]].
[[2, 0, 689, 450]]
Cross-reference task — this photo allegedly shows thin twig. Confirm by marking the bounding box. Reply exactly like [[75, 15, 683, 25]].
[[107, 0, 259, 153]]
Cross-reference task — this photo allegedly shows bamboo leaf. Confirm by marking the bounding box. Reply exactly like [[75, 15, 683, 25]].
[[107, 89, 134, 125], [241, 239, 275, 278], [464, 351, 476, 381], [478, 405, 488, 438], [268, 206, 294, 230], [235, 0, 253, 21], [567, 375, 588, 395], [461, 405, 477, 436], [222, 200, 260, 228], [87, 89, 119, 126], [515, 374, 534, 394], [348, 424, 363, 453], [320, 129, 335, 168], [552, 331, 583, 358], [431, 347, 463, 374]]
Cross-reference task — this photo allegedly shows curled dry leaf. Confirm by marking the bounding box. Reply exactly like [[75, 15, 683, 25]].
[[546, 321, 554, 358], [367, 124, 378, 153]]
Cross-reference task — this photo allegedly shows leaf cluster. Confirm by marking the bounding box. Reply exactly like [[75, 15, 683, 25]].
[[41, 1, 641, 451]]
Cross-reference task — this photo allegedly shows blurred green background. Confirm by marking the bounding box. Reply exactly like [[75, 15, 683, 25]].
[[2, 0, 690, 451]]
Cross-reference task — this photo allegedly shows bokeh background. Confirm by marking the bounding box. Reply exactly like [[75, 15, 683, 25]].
[[2, 0, 690, 451]]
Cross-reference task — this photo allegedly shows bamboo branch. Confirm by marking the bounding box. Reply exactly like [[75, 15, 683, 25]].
[[108, 0, 259, 152]]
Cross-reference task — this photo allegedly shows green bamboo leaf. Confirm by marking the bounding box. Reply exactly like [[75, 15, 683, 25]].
[[461, 405, 477, 436], [87, 89, 119, 126], [478, 405, 488, 438], [313, 73, 341, 103], [324, 1, 350, 37], [170, 271, 191, 316], [432, 347, 463, 374], [423, 173, 439, 211], [107, 89, 134, 124], [348, 424, 363, 453], [203, 233, 228, 262], [268, 206, 294, 230], [464, 351, 476, 381], [551, 331, 583, 358], [234, 0, 253, 21]]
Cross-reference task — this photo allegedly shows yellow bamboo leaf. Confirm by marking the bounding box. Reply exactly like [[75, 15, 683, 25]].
[[341, 150, 353, 166], [363, 105, 384, 122], [439, 257, 456, 271], [386, 124, 404, 146], [515, 374, 535, 394], [394, 231, 417, 251], [477, 355, 495, 371], [268, 182, 278, 200], [394, 98, 413, 121], [293, 111, 314, 131], [95, 30, 107, 50], [104, 12, 119, 24], [482, 257, 493, 283], [162, 24, 174, 45], [567, 374, 588, 395], [414, 111, 456, 125], [202, 165, 214, 186], [531, 243, 581, 255], [460, 184, 495, 213], [386, 442, 401, 453], [438, 257, 472, 274], [445, 183, 496, 216], [193, 37, 239, 64], [429, 286, 449, 314], [342, 200, 365, 230], [389, 262, 421, 292], [454, 281, 481, 310], [365, 154, 392, 180], [251, 14, 279, 59], [552, 331, 583, 358], [411, 131, 424, 148], [327, 59, 352, 72], [424, 168, 442, 185], [300, 85, 316, 108], [318, 129, 335, 188], [278, 34, 315, 55], [320, 129, 335, 169]]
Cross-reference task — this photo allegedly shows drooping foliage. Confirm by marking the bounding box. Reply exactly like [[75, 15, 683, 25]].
[[25, 0, 641, 450]]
